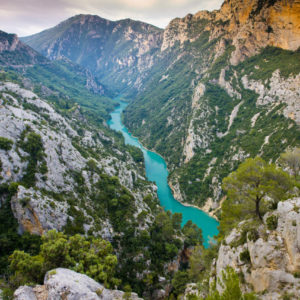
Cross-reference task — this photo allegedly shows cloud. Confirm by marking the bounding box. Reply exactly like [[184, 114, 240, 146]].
[[0, 0, 223, 36]]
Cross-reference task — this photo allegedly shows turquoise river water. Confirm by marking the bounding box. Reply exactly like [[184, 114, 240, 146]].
[[108, 102, 219, 247]]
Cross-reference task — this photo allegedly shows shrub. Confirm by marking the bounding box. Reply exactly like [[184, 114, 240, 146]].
[[9, 230, 120, 288], [0, 137, 13, 151], [266, 215, 278, 230], [240, 249, 251, 264]]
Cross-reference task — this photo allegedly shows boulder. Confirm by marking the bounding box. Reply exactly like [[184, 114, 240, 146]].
[[14, 268, 143, 300]]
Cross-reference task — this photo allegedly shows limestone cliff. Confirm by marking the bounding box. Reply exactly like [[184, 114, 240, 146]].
[[215, 198, 300, 299], [0, 81, 157, 238], [161, 0, 300, 64], [14, 268, 142, 300]]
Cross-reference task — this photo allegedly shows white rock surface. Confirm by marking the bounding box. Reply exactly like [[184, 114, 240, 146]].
[[242, 70, 300, 124], [0, 81, 157, 238], [14, 268, 143, 300], [215, 198, 300, 299]]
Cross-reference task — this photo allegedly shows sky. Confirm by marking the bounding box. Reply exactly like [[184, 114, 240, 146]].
[[0, 0, 223, 36]]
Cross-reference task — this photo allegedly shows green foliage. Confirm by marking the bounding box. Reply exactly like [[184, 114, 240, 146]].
[[0, 137, 13, 151], [266, 215, 278, 230], [0, 183, 41, 276], [188, 245, 219, 284], [239, 249, 251, 264], [182, 220, 203, 247], [204, 267, 257, 300], [234, 46, 300, 81], [115, 210, 200, 296], [19, 128, 46, 187], [9, 230, 119, 288], [220, 157, 294, 237], [126, 145, 144, 164], [171, 270, 190, 296]]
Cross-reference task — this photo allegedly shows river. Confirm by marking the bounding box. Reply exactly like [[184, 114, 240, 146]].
[[108, 101, 219, 247]]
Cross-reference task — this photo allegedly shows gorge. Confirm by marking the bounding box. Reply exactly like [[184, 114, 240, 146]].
[[108, 101, 219, 247], [0, 0, 300, 298]]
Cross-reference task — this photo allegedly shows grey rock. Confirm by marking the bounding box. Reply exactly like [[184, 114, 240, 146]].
[[14, 286, 37, 300], [14, 268, 143, 300]]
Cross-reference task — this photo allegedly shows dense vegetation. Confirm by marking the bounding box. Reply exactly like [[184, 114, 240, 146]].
[[124, 43, 300, 208], [9, 230, 119, 287], [220, 157, 297, 237], [0, 69, 204, 299], [168, 152, 299, 299]]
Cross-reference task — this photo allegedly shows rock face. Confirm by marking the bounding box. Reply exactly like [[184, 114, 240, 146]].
[[0, 30, 46, 66], [161, 0, 300, 64], [0, 81, 156, 238], [242, 70, 300, 124], [22, 15, 163, 93], [215, 198, 300, 299], [21, 0, 300, 213], [14, 268, 142, 300]]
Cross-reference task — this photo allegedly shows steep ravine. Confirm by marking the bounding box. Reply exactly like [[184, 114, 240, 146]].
[[22, 0, 300, 215], [108, 101, 219, 247]]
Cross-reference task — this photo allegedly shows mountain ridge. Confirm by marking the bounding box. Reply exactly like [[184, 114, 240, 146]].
[[21, 0, 300, 212]]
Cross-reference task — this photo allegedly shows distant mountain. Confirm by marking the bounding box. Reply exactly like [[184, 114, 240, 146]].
[[22, 15, 163, 94], [21, 0, 300, 212], [0, 30, 114, 123], [0, 30, 47, 66]]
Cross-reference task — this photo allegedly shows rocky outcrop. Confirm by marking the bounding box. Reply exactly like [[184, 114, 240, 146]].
[[215, 198, 300, 299], [242, 70, 300, 124], [161, 0, 300, 64], [14, 268, 142, 300], [0, 81, 157, 238], [0, 30, 46, 66]]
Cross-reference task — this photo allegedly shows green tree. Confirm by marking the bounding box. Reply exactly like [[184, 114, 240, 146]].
[[171, 270, 189, 296], [182, 220, 203, 247], [172, 213, 182, 230], [9, 230, 119, 288], [221, 157, 294, 235], [9, 251, 44, 287]]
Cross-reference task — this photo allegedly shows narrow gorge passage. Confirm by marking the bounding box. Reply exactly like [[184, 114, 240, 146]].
[[108, 101, 219, 247]]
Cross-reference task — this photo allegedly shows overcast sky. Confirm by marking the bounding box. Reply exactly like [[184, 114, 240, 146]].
[[0, 0, 223, 36]]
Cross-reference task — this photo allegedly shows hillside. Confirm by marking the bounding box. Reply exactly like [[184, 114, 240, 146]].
[[0, 32, 205, 298], [22, 0, 300, 216], [22, 15, 163, 95], [124, 0, 300, 214], [2, 0, 300, 298]]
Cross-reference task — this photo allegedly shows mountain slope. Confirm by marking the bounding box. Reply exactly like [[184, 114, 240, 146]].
[[22, 14, 163, 95], [0, 30, 47, 66], [123, 0, 300, 213], [21, 0, 300, 215], [0, 30, 114, 124]]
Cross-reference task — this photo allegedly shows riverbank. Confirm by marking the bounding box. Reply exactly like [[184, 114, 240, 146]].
[[108, 101, 219, 246], [169, 180, 220, 221]]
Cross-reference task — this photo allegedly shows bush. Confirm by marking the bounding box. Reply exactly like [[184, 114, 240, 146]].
[[9, 230, 120, 288], [240, 249, 251, 264], [0, 137, 13, 151], [266, 215, 278, 230]]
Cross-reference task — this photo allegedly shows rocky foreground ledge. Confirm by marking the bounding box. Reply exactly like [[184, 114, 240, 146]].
[[14, 268, 142, 300]]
